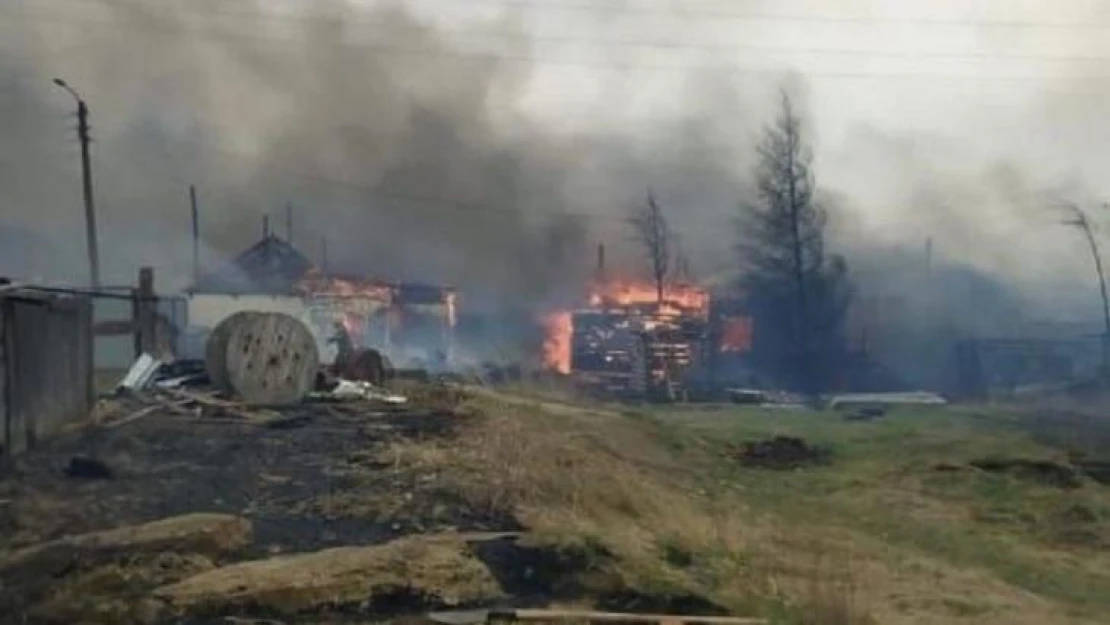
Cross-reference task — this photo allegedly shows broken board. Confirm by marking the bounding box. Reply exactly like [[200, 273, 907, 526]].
[[222, 312, 320, 405]]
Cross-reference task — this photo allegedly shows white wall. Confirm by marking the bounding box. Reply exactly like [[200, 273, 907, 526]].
[[186, 293, 392, 364]]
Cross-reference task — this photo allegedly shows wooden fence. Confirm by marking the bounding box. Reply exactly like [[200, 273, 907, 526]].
[[0, 290, 94, 457]]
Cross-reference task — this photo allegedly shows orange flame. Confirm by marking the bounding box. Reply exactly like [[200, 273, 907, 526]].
[[296, 269, 394, 301], [540, 311, 573, 374], [339, 312, 364, 346], [538, 277, 711, 375], [587, 278, 709, 318]]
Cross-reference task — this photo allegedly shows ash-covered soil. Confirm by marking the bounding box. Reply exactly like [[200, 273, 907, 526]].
[[0, 400, 514, 555], [0, 395, 537, 624]]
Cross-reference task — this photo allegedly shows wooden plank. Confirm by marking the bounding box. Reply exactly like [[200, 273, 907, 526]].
[[489, 610, 767, 625]]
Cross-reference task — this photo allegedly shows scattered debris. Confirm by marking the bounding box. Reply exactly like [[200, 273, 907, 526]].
[[970, 457, 1083, 489], [727, 389, 766, 405], [725, 388, 808, 409], [827, 391, 947, 410], [65, 456, 114, 480], [117, 352, 163, 392], [728, 436, 830, 470], [318, 379, 408, 404]]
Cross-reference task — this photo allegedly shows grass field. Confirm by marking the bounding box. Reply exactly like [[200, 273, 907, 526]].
[[7, 380, 1108, 624], [645, 403, 1110, 623], [410, 389, 1110, 625]]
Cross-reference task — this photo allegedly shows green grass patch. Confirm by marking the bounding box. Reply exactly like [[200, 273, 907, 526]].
[[645, 403, 1110, 618]]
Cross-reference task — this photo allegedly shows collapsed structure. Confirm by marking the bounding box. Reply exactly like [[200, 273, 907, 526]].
[[186, 234, 456, 367], [542, 269, 753, 400]]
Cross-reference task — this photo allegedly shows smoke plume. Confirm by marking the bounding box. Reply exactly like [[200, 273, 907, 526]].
[[2, 0, 1110, 327]]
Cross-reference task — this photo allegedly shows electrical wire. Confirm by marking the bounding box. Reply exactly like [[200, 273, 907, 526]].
[[4, 5, 1110, 82]]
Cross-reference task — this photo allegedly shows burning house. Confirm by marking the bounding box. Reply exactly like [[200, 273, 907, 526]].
[[186, 234, 456, 366], [542, 276, 753, 400]]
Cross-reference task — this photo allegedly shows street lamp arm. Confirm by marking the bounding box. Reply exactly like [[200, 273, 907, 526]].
[[52, 78, 82, 105]]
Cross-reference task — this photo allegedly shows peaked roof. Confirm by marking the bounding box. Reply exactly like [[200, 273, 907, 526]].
[[189, 235, 314, 295]]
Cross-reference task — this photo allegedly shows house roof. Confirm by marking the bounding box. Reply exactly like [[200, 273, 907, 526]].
[[189, 235, 314, 295]]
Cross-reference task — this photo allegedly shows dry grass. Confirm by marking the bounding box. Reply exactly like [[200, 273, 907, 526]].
[[154, 533, 504, 617], [389, 388, 872, 624]]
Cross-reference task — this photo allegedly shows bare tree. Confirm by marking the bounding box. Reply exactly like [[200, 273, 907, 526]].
[[630, 190, 672, 304], [738, 91, 852, 394]]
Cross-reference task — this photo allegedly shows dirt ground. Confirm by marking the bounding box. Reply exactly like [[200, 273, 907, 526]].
[[1, 402, 513, 551], [0, 393, 522, 624]]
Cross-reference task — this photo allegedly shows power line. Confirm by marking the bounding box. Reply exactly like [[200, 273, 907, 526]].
[[6, 9, 1110, 82], [8, 5, 1110, 65], [23, 0, 1110, 32]]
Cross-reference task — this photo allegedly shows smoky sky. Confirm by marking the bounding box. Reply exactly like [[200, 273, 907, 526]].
[[0, 0, 757, 310], [3, 0, 1110, 322]]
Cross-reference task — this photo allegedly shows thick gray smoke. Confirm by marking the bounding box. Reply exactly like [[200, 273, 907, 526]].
[[0, 0, 756, 310], [3, 0, 1110, 334]]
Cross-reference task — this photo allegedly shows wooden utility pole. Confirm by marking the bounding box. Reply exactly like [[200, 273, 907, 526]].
[[262, 215, 270, 239], [321, 236, 329, 273], [286, 203, 294, 244], [53, 78, 101, 289], [189, 185, 200, 282], [78, 100, 101, 289]]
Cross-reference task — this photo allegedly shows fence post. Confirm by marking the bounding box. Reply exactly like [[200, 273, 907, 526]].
[[135, 267, 157, 357]]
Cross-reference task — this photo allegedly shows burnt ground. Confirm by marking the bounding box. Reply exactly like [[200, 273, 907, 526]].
[[0, 393, 735, 625], [0, 399, 517, 557]]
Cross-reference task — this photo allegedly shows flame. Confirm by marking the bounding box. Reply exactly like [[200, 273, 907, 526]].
[[339, 312, 364, 346], [296, 269, 394, 301], [538, 277, 711, 376], [587, 278, 709, 318], [540, 311, 573, 374]]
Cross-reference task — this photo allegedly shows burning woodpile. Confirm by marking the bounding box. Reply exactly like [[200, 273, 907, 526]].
[[540, 277, 716, 399]]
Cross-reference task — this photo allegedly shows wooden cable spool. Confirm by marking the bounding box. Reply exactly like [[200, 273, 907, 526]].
[[206, 312, 320, 405], [204, 311, 256, 393]]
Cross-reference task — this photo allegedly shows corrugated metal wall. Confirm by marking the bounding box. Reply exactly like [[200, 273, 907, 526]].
[[0, 292, 94, 457]]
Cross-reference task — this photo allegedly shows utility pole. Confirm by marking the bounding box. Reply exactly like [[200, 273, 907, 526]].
[[924, 237, 933, 281], [286, 203, 294, 244], [189, 185, 200, 282], [53, 78, 101, 289], [1063, 204, 1110, 379], [321, 236, 329, 273]]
